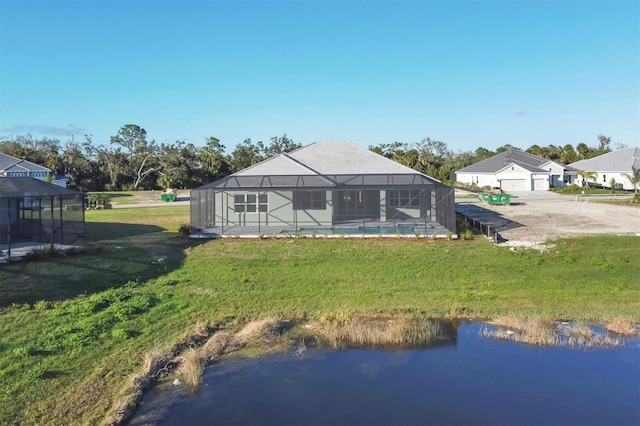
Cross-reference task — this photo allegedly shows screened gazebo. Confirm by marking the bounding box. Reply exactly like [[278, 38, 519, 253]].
[[0, 177, 85, 256], [191, 142, 456, 238]]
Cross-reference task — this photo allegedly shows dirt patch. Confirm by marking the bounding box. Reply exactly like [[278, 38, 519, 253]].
[[458, 195, 640, 247]]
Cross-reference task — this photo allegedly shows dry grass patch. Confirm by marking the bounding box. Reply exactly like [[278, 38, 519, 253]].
[[176, 347, 205, 389], [235, 317, 282, 345], [317, 315, 447, 348], [142, 346, 173, 377], [483, 316, 622, 348], [606, 318, 638, 336]]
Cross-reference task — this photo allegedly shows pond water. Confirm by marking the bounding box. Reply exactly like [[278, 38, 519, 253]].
[[129, 323, 640, 425]]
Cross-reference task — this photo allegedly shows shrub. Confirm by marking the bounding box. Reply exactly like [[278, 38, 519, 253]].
[[13, 346, 31, 358], [33, 300, 52, 311], [178, 223, 191, 236], [111, 328, 132, 340], [24, 364, 46, 380]]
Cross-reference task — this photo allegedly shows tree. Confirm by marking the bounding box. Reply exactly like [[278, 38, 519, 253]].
[[526, 144, 544, 157], [259, 134, 301, 157], [577, 171, 598, 189], [230, 139, 264, 172], [198, 136, 232, 182], [496, 144, 517, 153], [110, 124, 157, 189], [597, 134, 611, 152], [60, 136, 95, 191], [608, 177, 617, 194], [369, 142, 405, 159], [576, 142, 590, 159], [93, 145, 127, 191], [417, 138, 449, 170], [560, 144, 578, 164], [621, 166, 640, 200]]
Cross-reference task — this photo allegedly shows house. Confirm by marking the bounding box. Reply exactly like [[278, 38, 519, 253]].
[[454, 149, 568, 191], [0, 177, 85, 254], [0, 152, 68, 187], [190, 141, 456, 236], [567, 147, 640, 190]]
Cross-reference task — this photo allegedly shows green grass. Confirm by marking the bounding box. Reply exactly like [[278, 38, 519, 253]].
[[556, 187, 633, 196], [90, 190, 188, 205], [0, 205, 638, 424]]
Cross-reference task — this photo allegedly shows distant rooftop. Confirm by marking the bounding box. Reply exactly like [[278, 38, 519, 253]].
[[456, 148, 564, 174], [568, 147, 640, 172]]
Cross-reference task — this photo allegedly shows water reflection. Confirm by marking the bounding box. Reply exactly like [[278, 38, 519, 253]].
[[130, 323, 640, 426]]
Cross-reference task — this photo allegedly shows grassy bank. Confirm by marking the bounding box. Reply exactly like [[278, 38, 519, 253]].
[[0, 205, 638, 424]]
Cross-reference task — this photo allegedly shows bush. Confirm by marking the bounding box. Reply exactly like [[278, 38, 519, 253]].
[[178, 223, 191, 236], [111, 328, 132, 340]]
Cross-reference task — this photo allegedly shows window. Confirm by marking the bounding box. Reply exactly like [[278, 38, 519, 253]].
[[293, 191, 326, 210], [603, 175, 606, 182], [388, 190, 420, 207], [234, 194, 268, 213]]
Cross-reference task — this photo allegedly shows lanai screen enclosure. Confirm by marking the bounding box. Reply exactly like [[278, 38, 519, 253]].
[[0, 177, 85, 251], [191, 142, 456, 237]]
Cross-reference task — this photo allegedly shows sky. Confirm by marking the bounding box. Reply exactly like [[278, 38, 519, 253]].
[[0, 0, 638, 154]]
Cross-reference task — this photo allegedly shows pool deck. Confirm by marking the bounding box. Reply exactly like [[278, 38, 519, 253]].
[[192, 219, 456, 239]]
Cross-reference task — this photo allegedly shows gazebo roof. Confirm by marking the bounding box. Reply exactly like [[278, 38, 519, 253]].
[[0, 177, 81, 198]]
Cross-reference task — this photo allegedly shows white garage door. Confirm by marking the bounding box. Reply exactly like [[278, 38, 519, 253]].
[[533, 178, 547, 191], [500, 179, 526, 191]]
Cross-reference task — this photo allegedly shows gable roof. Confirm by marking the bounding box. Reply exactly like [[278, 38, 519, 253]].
[[456, 149, 563, 174], [0, 153, 51, 174], [196, 141, 442, 190], [567, 147, 640, 172], [0, 177, 80, 198]]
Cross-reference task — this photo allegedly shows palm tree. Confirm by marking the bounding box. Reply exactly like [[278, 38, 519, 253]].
[[608, 177, 617, 195], [577, 171, 598, 189], [622, 166, 640, 201]]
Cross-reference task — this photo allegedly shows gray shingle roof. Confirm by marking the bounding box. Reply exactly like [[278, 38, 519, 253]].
[[195, 141, 442, 190], [0, 153, 51, 173], [567, 147, 640, 172], [456, 149, 563, 174], [237, 141, 423, 176]]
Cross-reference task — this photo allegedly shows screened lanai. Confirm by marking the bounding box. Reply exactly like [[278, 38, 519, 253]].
[[0, 177, 85, 257], [190, 142, 456, 238]]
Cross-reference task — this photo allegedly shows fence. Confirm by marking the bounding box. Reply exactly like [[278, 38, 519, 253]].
[[456, 212, 503, 244]]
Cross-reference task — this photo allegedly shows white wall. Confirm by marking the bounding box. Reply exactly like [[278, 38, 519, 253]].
[[455, 173, 500, 188], [577, 171, 638, 191], [457, 165, 552, 191]]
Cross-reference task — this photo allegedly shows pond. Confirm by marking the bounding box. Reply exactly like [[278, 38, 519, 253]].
[[129, 323, 639, 425]]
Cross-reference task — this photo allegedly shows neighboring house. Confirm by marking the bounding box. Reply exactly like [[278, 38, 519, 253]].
[[190, 141, 456, 235], [0, 177, 85, 248], [0, 152, 68, 187], [567, 147, 640, 190], [454, 149, 569, 191]]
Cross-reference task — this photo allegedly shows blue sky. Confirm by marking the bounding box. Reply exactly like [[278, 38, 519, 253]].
[[1, 0, 638, 154]]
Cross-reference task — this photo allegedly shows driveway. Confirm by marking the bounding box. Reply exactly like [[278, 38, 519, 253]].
[[457, 192, 640, 248]]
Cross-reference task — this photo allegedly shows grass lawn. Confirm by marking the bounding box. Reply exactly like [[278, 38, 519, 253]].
[[89, 190, 189, 205], [0, 205, 638, 424]]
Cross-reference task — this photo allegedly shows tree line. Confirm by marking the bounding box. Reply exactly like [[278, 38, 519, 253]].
[[0, 124, 618, 192]]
